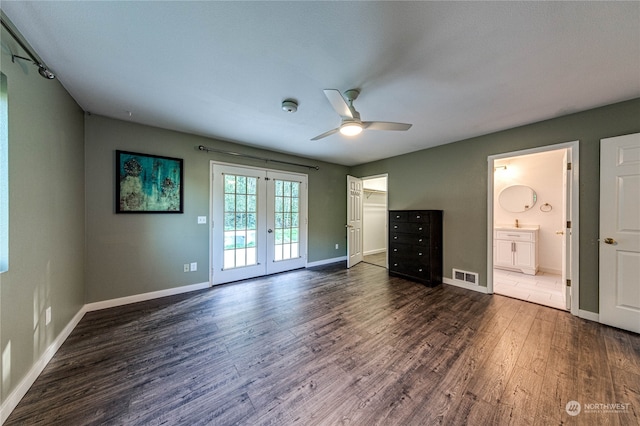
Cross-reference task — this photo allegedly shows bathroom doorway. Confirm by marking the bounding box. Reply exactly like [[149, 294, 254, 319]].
[[487, 142, 579, 313], [362, 175, 388, 268]]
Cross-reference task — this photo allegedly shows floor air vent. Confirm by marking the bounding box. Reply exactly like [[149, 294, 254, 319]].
[[453, 269, 479, 285]]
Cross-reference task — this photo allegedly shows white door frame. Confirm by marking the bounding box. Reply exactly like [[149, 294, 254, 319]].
[[209, 160, 308, 285], [362, 174, 389, 268], [487, 141, 580, 316]]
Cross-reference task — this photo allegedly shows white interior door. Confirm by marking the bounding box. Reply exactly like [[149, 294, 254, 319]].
[[562, 149, 572, 310], [599, 133, 640, 333], [347, 175, 363, 268], [212, 163, 307, 285]]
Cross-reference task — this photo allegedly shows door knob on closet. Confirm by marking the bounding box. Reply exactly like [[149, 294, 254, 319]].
[[556, 231, 564, 235], [603, 237, 616, 245]]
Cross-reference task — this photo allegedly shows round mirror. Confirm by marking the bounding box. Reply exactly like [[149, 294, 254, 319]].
[[499, 185, 537, 213]]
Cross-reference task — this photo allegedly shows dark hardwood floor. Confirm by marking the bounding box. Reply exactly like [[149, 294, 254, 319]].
[[6, 262, 640, 425]]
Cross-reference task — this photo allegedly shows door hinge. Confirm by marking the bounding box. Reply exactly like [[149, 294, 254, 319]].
[[566, 221, 572, 228], [567, 162, 572, 170], [566, 279, 572, 287]]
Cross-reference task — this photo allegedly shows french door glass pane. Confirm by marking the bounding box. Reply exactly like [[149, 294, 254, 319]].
[[273, 179, 300, 262], [223, 174, 259, 269]]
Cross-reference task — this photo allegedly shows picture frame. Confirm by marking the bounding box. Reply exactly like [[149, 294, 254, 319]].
[[116, 150, 184, 213]]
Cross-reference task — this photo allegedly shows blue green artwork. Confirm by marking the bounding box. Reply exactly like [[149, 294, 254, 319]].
[[116, 150, 183, 213]]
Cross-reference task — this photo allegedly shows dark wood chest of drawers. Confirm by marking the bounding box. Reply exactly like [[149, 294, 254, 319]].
[[389, 210, 443, 286]]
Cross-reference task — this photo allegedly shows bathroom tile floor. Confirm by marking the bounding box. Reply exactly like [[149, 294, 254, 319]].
[[493, 268, 567, 310]]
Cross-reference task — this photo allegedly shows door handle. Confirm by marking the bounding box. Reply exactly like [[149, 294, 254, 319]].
[[345, 224, 354, 228], [268, 229, 273, 233], [603, 237, 616, 245], [556, 231, 564, 235]]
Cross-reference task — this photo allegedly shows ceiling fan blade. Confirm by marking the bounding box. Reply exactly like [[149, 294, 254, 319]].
[[323, 89, 353, 119], [311, 127, 340, 141], [363, 121, 412, 131]]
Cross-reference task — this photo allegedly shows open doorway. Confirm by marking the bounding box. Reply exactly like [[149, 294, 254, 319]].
[[488, 141, 579, 314], [362, 175, 388, 268]]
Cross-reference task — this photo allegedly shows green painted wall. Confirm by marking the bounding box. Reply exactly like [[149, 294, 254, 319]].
[[350, 98, 640, 313], [84, 115, 348, 302], [0, 29, 85, 403]]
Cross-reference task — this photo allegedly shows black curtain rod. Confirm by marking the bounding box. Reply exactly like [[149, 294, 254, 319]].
[[197, 145, 319, 171], [1, 16, 42, 66], [1, 15, 55, 79]]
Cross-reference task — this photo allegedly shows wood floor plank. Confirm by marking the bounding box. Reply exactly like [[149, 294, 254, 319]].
[[5, 261, 639, 425], [516, 316, 555, 375], [494, 365, 544, 425]]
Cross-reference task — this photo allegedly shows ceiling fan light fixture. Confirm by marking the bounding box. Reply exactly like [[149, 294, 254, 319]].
[[340, 122, 363, 136]]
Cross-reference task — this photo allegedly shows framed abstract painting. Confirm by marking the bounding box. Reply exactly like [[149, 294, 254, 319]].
[[116, 150, 184, 213]]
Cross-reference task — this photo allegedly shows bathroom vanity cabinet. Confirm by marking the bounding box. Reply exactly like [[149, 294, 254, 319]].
[[389, 210, 442, 286], [494, 227, 539, 275]]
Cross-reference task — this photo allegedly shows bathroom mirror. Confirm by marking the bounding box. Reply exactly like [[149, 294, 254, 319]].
[[499, 185, 537, 213]]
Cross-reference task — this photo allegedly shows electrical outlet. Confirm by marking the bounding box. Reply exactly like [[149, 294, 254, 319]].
[[45, 307, 52, 325], [190, 262, 197, 272], [184, 264, 190, 272], [197, 216, 207, 224], [335, 244, 339, 250]]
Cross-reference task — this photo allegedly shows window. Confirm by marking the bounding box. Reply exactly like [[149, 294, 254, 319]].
[[0, 72, 7, 272]]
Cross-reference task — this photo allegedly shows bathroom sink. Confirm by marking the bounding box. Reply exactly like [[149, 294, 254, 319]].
[[495, 225, 539, 231]]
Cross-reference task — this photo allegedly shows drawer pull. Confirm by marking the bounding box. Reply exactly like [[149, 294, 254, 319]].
[[418, 268, 423, 272], [418, 239, 423, 242], [394, 236, 398, 239], [393, 248, 398, 252], [394, 263, 398, 267], [418, 227, 423, 231], [418, 252, 423, 256], [394, 225, 398, 229], [416, 215, 421, 219]]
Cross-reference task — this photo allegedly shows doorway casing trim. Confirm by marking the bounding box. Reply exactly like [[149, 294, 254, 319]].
[[487, 141, 581, 317]]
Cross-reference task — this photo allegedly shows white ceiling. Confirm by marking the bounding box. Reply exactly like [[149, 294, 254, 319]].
[[2, 1, 638, 166]]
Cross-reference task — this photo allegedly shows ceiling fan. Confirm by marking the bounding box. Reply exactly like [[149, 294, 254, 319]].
[[311, 89, 412, 141]]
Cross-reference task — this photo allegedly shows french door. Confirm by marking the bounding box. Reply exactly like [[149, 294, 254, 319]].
[[211, 163, 307, 285]]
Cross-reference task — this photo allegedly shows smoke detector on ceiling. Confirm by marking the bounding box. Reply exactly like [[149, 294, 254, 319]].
[[282, 99, 298, 113]]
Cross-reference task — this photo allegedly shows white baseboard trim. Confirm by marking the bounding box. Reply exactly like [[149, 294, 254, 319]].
[[306, 256, 347, 268], [443, 277, 489, 294], [539, 267, 562, 275], [1, 306, 87, 425], [85, 282, 211, 312], [578, 309, 599, 323], [364, 248, 386, 256]]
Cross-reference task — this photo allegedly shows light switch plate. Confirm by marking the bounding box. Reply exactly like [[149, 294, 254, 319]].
[[197, 216, 207, 224], [190, 262, 197, 272]]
